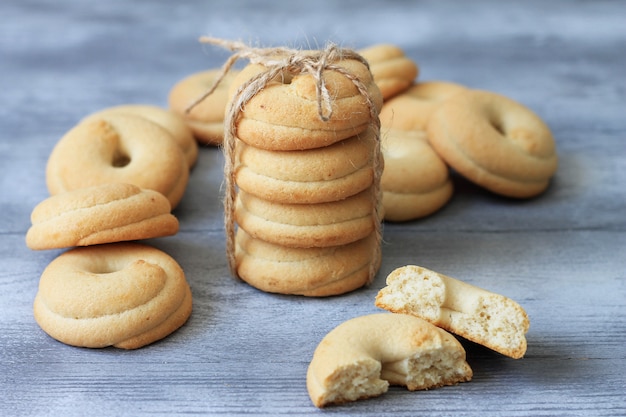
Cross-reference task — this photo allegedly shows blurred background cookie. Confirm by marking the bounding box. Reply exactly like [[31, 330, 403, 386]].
[[46, 114, 189, 209]]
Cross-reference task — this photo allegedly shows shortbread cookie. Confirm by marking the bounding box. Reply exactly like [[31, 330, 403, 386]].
[[235, 129, 379, 205], [307, 313, 472, 407], [26, 183, 179, 250], [84, 104, 198, 167], [235, 159, 376, 205], [33, 242, 192, 349], [358, 43, 419, 100], [376, 265, 530, 359], [381, 128, 453, 221], [168, 69, 240, 145], [236, 128, 376, 183], [235, 229, 380, 296], [46, 114, 189, 209], [235, 188, 375, 248], [229, 57, 383, 151], [427, 89, 558, 198], [379, 81, 467, 131]]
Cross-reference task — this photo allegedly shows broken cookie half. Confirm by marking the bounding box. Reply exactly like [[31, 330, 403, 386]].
[[306, 313, 472, 408], [375, 265, 530, 359]]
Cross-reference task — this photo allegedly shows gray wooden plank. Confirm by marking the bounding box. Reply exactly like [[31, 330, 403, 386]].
[[1, 0, 625, 416]]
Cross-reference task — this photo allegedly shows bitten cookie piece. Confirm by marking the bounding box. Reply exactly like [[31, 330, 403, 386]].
[[26, 183, 179, 250], [307, 313, 472, 408], [376, 265, 530, 359], [33, 242, 192, 349]]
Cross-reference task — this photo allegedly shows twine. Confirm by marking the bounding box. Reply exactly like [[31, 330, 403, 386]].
[[193, 37, 383, 284]]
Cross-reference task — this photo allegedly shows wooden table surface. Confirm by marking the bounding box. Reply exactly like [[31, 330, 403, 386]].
[[1, 1, 625, 416]]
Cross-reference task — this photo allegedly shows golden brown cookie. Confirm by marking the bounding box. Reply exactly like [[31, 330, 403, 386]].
[[236, 129, 376, 182], [358, 43, 419, 100], [381, 128, 453, 221], [379, 81, 467, 131], [228, 57, 383, 151], [235, 229, 380, 297], [235, 158, 377, 206], [427, 89, 558, 198], [33, 242, 192, 349], [376, 265, 530, 359], [306, 313, 472, 407], [235, 188, 375, 248], [84, 104, 198, 168], [168, 69, 240, 145], [234, 128, 379, 204], [46, 114, 189, 209], [26, 183, 179, 250]]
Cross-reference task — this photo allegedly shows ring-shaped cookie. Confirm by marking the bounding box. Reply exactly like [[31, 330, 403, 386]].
[[33, 243, 192, 349], [236, 128, 375, 182], [427, 89, 558, 198], [379, 81, 467, 131], [46, 114, 189, 209], [235, 188, 375, 248], [358, 43, 419, 100], [168, 69, 240, 145], [84, 104, 198, 167], [381, 129, 453, 221], [26, 183, 179, 250], [229, 58, 383, 151], [235, 164, 374, 205], [306, 313, 473, 407], [235, 229, 380, 296]]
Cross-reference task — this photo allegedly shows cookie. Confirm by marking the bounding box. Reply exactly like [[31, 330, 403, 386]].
[[235, 188, 375, 248], [375, 265, 530, 359], [235, 229, 380, 296], [236, 128, 376, 183], [33, 242, 192, 349], [228, 57, 383, 151], [168, 68, 240, 145], [84, 104, 198, 168], [306, 313, 472, 407], [358, 43, 419, 100], [26, 183, 179, 250], [235, 158, 376, 205], [46, 114, 189, 209], [381, 128, 453, 221], [379, 81, 467, 131], [427, 89, 558, 198]]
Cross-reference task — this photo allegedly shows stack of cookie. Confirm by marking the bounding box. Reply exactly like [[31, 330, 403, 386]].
[[26, 104, 195, 349], [220, 47, 384, 297]]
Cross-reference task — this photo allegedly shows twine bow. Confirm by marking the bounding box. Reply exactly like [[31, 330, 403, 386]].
[[192, 37, 383, 284]]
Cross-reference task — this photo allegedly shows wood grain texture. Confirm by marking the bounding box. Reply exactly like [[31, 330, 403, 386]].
[[1, 0, 625, 416]]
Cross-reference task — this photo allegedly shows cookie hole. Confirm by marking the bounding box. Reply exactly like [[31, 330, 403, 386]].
[[491, 120, 506, 136], [112, 149, 131, 167], [279, 72, 294, 85]]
